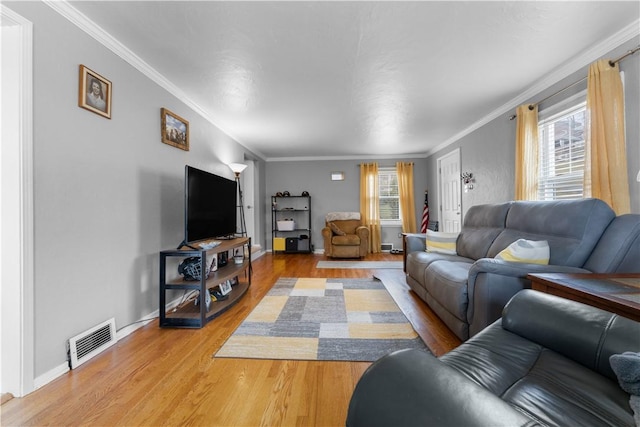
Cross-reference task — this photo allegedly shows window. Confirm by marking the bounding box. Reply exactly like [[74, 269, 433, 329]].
[[378, 168, 401, 224], [537, 99, 586, 201]]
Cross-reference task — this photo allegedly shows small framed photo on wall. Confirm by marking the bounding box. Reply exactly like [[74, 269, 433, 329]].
[[78, 65, 112, 119], [161, 108, 189, 151]]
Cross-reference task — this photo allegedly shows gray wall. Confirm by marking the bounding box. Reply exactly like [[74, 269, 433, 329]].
[[265, 158, 428, 251], [426, 37, 640, 221], [7, 2, 265, 378]]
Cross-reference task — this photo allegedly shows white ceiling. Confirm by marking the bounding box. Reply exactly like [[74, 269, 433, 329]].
[[65, 1, 640, 160]]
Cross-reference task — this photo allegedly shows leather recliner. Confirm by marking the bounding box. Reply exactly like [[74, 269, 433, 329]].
[[347, 289, 640, 427]]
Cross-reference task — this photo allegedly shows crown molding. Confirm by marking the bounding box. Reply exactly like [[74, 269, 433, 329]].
[[43, 0, 267, 160], [266, 152, 429, 162], [425, 18, 640, 157]]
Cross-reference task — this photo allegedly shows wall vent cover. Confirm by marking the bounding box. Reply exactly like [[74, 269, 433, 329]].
[[381, 243, 393, 252], [68, 318, 117, 369]]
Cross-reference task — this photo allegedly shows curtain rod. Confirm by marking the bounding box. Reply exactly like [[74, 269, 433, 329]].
[[509, 45, 640, 120]]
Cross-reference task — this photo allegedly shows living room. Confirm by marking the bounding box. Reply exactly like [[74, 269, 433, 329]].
[[2, 1, 640, 425]]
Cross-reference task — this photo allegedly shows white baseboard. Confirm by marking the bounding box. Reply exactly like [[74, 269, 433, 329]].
[[32, 296, 185, 393], [34, 363, 69, 391]]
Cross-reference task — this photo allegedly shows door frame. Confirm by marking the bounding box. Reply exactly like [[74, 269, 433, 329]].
[[1, 5, 35, 397]]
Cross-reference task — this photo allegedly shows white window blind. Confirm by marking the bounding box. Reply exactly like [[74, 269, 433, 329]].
[[378, 168, 400, 222], [537, 101, 586, 201]]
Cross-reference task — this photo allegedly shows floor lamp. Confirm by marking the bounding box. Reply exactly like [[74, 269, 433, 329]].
[[228, 163, 248, 237]]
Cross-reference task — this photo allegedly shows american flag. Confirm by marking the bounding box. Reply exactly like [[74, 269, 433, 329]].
[[420, 192, 429, 233]]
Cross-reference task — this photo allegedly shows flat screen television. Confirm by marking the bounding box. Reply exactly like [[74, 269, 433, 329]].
[[182, 165, 237, 247]]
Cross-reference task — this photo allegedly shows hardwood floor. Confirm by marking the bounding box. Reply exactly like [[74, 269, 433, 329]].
[[1, 252, 460, 426]]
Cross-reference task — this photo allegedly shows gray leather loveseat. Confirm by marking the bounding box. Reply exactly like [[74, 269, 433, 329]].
[[404, 198, 640, 340], [347, 290, 640, 427]]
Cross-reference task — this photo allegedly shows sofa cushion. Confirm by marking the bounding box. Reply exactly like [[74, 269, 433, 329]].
[[406, 252, 473, 288], [424, 261, 473, 321], [332, 234, 360, 246], [487, 199, 615, 266], [457, 202, 511, 260]]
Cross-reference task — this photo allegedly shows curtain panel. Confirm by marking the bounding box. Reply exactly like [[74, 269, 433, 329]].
[[585, 59, 631, 215], [359, 162, 381, 253], [514, 104, 539, 200], [396, 162, 417, 233]]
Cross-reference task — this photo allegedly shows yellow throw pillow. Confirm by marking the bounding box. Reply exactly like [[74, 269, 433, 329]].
[[425, 230, 459, 255], [495, 239, 550, 265]]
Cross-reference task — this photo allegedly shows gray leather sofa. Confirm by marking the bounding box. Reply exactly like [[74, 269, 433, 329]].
[[404, 198, 640, 340], [347, 290, 640, 427]]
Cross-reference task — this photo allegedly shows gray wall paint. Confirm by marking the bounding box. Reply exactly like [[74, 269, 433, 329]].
[[427, 37, 640, 221], [8, 2, 264, 377], [265, 158, 428, 251]]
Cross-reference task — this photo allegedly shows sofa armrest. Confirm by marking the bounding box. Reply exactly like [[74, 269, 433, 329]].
[[469, 258, 591, 281], [347, 348, 539, 427], [321, 226, 332, 255], [355, 225, 370, 257], [466, 259, 590, 337], [402, 233, 426, 272], [404, 233, 426, 253], [355, 225, 369, 239], [503, 290, 640, 381]]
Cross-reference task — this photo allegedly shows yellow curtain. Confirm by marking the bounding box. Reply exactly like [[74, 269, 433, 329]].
[[585, 59, 630, 215], [514, 104, 539, 200], [396, 162, 417, 233], [360, 162, 381, 253]]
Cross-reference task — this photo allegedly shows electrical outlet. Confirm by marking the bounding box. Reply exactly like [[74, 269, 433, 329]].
[[398, 233, 402, 238]]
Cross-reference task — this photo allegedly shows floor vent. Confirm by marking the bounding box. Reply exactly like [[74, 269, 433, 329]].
[[381, 243, 393, 252], [68, 318, 117, 369]]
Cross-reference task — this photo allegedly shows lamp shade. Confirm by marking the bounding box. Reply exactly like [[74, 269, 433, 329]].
[[228, 163, 248, 175]]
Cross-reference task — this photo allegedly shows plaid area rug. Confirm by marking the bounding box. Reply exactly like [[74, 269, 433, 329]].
[[214, 277, 428, 361]]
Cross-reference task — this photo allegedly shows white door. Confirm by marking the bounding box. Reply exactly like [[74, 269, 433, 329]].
[[437, 149, 462, 232]]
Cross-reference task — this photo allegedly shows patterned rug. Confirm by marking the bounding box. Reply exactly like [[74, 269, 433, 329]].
[[215, 277, 427, 361], [315, 260, 403, 269]]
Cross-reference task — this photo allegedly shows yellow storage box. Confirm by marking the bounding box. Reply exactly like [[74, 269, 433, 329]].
[[273, 237, 286, 251]]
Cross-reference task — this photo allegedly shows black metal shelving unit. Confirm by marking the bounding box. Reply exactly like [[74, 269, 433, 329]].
[[271, 195, 312, 253]]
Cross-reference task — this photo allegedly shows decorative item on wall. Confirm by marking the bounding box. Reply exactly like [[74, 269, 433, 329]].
[[461, 172, 474, 192], [78, 65, 112, 119], [161, 108, 189, 151]]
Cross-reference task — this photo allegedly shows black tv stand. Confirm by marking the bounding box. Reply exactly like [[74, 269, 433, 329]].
[[177, 240, 199, 250]]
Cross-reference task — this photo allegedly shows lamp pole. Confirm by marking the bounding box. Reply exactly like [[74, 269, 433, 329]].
[[228, 163, 248, 237]]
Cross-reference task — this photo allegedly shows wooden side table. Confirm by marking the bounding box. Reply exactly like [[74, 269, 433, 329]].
[[528, 273, 640, 321]]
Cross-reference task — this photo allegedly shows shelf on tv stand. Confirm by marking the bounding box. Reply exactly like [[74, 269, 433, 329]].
[[159, 237, 251, 328]]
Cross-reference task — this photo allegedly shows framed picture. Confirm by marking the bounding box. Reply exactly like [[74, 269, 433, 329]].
[[78, 65, 112, 119], [161, 108, 189, 151], [209, 255, 218, 272], [219, 280, 232, 296]]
